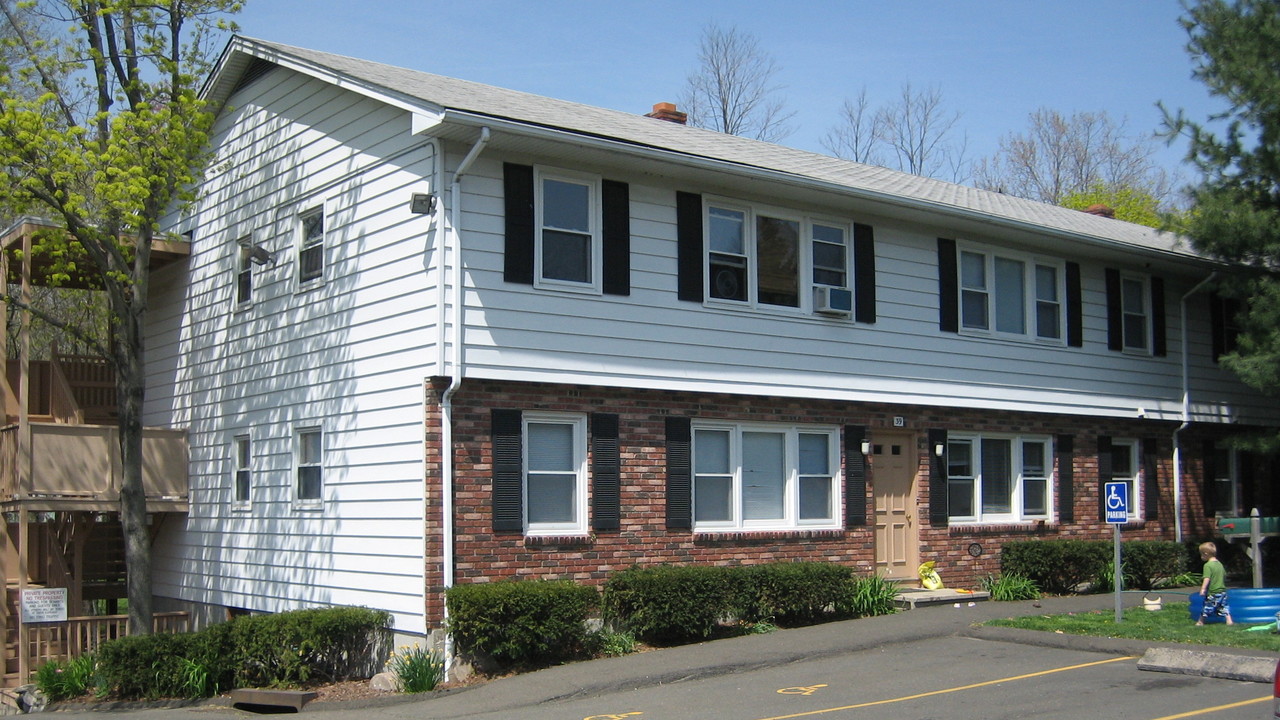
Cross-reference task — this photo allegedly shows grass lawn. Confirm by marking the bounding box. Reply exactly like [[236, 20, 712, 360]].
[[985, 602, 1280, 653]]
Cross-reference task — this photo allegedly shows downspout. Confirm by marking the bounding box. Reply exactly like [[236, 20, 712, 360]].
[[1173, 271, 1218, 543], [439, 127, 490, 676]]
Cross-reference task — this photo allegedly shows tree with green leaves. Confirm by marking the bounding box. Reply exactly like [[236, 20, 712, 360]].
[[1060, 182, 1165, 228], [0, 0, 240, 633], [1164, 0, 1280, 425]]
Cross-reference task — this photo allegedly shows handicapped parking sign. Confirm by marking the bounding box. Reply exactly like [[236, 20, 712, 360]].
[[1104, 482, 1129, 523]]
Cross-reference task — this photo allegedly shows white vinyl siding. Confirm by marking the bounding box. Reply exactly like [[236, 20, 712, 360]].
[[146, 69, 433, 634]]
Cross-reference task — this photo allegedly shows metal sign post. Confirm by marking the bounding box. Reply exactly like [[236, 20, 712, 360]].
[[1104, 482, 1130, 623]]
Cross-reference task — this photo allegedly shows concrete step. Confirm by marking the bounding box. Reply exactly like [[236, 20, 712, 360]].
[[894, 587, 991, 610]]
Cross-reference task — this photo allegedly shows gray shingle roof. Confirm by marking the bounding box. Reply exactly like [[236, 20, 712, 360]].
[[226, 36, 1197, 261]]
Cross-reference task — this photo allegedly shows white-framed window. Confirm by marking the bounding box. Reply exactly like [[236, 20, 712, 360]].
[[295, 426, 323, 506], [1209, 445, 1239, 516], [947, 435, 1053, 523], [524, 413, 588, 535], [959, 245, 1064, 342], [535, 168, 601, 293], [692, 423, 840, 531], [235, 237, 253, 306], [1120, 274, 1149, 352], [811, 222, 848, 290], [703, 198, 857, 316], [1109, 438, 1141, 519], [297, 206, 325, 286], [233, 434, 251, 508]]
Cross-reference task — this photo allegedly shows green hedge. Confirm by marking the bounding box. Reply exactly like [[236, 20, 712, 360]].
[[94, 606, 391, 700], [602, 565, 737, 643], [603, 562, 897, 643], [1001, 539, 1186, 594], [446, 579, 598, 665]]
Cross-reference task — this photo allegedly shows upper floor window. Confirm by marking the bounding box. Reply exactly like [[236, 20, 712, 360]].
[[235, 237, 253, 306], [297, 207, 325, 286], [692, 423, 839, 531], [1120, 275, 1149, 352], [296, 427, 323, 506], [536, 169, 600, 292], [959, 246, 1064, 342], [233, 434, 251, 508], [704, 199, 858, 317], [524, 413, 588, 535], [947, 435, 1052, 523]]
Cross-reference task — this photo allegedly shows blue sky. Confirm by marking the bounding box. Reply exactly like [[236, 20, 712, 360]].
[[230, 1, 1220, 188]]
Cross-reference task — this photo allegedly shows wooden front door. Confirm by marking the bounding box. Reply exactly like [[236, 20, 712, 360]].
[[872, 431, 919, 580]]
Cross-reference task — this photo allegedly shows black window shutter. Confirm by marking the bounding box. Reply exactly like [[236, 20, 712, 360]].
[[503, 163, 535, 285], [1056, 435, 1074, 523], [592, 413, 621, 531], [665, 416, 692, 529], [928, 428, 948, 527], [844, 425, 867, 528], [1065, 262, 1083, 347], [1096, 435, 1113, 521], [1105, 269, 1122, 351], [676, 192, 703, 302], [1151, 276, 1167, 357], [602, 180, 631, 296], [853, 224, 877, 324], [1201, 439, 1219, 517], [1210, 293, 1226, 361], [491, 409, 524, 532], [937, 238, 958, 333], [1142, 437, 1160, 520]]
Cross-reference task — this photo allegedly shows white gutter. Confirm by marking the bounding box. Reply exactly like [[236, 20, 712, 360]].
[[439, 127, 490, 677], [1172, 271, 1219, 543]]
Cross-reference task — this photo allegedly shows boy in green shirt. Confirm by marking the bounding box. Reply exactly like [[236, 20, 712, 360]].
[[1196, 541, 1233, 626]]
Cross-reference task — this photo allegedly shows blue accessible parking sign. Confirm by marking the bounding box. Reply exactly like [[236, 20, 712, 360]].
[[1104, 482, 1129, 524]]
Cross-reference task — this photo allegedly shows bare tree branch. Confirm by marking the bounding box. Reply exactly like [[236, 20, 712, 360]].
[[679, 23, 795, 142]]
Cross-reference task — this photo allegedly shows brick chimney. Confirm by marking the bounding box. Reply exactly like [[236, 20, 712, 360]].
[[645, 102, 687, 125], [1083, 204, 1116, 219]]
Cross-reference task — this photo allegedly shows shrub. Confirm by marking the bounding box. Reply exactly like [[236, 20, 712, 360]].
[[34, 653, 96, 702], [586, 628, 637, 657], [447, 579, 598, 666], [95, 606, 389, 700], [736, 562, 858, 626], [602, 565, 736, 644], [1001, 540, 1110, 595], [231, 606, 392, 687], [981, 572, 1040, 601], [837, 574, 900, 617], [385, 644, 444, 693], [1118, 541, 1185, 590]]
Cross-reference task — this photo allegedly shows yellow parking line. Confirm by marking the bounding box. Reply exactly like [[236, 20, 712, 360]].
[[1146, 695, 1270, 720], [754, 655, 1137, 720]]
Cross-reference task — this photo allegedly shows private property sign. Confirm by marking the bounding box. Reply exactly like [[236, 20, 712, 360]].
[[21, 588, 67, 623]]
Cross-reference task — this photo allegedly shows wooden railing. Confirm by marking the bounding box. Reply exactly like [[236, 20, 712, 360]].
[[0, 423, 187, 507], [23, 612, 189, 671]]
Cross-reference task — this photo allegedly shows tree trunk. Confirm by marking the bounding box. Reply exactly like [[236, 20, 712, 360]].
[[117, 306, 151, 635]]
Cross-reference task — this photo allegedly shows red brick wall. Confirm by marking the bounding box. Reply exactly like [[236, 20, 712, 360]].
[[421, 378, 1236, 625]]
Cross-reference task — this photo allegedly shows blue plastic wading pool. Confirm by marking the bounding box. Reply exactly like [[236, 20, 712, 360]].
[[1188, 587, 1280, 623]]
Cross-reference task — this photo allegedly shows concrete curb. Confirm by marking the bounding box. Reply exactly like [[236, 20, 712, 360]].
[[1137, 647, 1276, 683]]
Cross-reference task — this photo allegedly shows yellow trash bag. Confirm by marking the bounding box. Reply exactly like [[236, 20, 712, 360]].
[[918, 561, 944, 590]]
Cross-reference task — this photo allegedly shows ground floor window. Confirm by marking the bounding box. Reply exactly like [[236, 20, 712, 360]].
[[947, 435, 1052, 523], [1109, 438, 1141, 520], [524, 413, 588, 535], [692, 423, 839, 530]]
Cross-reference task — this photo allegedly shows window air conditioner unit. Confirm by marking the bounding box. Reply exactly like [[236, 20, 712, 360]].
[[814, 286, 853, 316]]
